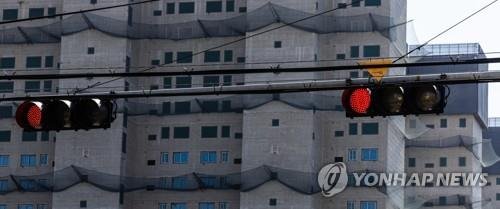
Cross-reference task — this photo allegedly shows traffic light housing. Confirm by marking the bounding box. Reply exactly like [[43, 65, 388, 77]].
[[342, 85, 446, 117], [16, 99, 115, 131]]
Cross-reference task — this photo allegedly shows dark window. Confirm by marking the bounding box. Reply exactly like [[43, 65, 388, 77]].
[[122, 133, 127, 153], [224, 50, 233, 62], [269, 198, 277, 206], [204, 51, 220, 62], [161, 127, 170, 139], [147, 160, 156, 166], [153, 10, 162, 16], [439, 197, 446, 206], [45, 56, 54, 68], [239, 7, 247, 13], [179, 2, 195, 14], [48, 7, 56, 16], [29, 8, 44, 18], [350, 46, 359, 58], [2, 9, 18, 21], [350, 71, 359, 78], [40, 131, 49, 141], [365, 0, 381, 6], [459, 118, 466, 128], [334, 131, 344, 137], [440, 119, 447, 128], [25, 81, 40, 93], [0, 131, 11, 142], [221, 100, 231, 112], [174, 127, 190, 138], [272, 119, 279, 127], [363, 45, 380, 57], [201, 101, 219, 112], [338, 3, 347, 8], [497, 193, 500, 201], [221, 126, 230, 138], [151, 59, 160, 65], [177, 51, 193, 63], [234, 132, 242, 139], [166, 3, 175, 14], [163, 77, 172, 89], [437, 158, 446, 167], [43, 80, 52, 92], [496, 177, 500, 185], [424, 163, 434, 168], [233, 158, 242, 164], [0, 57, 15, 69], [274, 41, 282, 48], [162, 102, 171, 115], [348, 123, 358, 135], [22, 131, 37, 141], [362, 123, 378, 135], [201, 126, 218, 138], [174, 101, 191, 114], [352, 0, 361, 7], [223, 75, 232, 86], [164, 52, 173, 64], [334, 157, 344, 162], [127, 6, 133, 26], [90, 0, 97, 4], [237, 57, 245, 63], [148, 135, 156, 141], [80, 200, 87, 208], [408, 158, 416, 167], [0, 82, 14, 93], [458, 157, 466, 167], [336, 54, 346, 60], [206, 1, 223, 13], [0, 106, 12, 118], [226, 0, 235, 12], [87, 47, 95, 55], [26, 56, 42, 68], [176, 76, 192, 88], [426, 124, 435, 129], [203, 76, 220, 87]]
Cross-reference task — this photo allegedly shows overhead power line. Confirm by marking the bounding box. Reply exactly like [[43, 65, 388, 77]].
[[394, 0, 500, 62], [0, 0, 160, 25], [0, 57, 498, 80], [2, 71, 500, 102]]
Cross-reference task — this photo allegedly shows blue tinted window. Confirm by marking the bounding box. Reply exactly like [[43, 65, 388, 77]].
[[200, 151, 217, 164], [363, 45, 380, 57], [173, 152, 189, 164], [361, 148, 378, 161], [0, 57, 15, 69], [200, 176, 216, 188], [28, 8, 44, 18], [360, 201, 377, 209], [0, 180, 7, 191], [179, 2, 195, 14], [172, 203, 187, 209], [199, 202, 215, 209], [172, 177, 187, 189], [25, 81, 40, 93], [459, 157, 466, 167], [362, 123, 378, 135], [408, 158, 416, 167], [20, 154, 36, 167], [0, 155, 9, 167], [0, 131, 11, 142], [349, 123, 358, 135], [459, 118, 466, 128], [348, 149, 356, 161], [347, 201, 355, 209], [365, 0, 381, 6], [26, 56, 42, 68], [18, 204, 34, 209], [160, 152, 168, 164], [3, 9, 18, 21], [39, 154, 48, 166], [22, 131, 37, 141], [159, 203, 168, 209], [350, 46, 360, 58], [221, 151, 228, 162], [206, 1, 222, 13]]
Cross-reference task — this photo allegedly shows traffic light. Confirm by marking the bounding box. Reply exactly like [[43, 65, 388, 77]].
[[342, 85, 446, 117], [15, 99, 115, 131]]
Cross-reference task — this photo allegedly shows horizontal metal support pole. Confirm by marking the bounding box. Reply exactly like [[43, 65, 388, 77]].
[[1, 71, 499, 102]]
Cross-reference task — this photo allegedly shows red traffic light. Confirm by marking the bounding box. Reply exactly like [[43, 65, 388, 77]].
[[16, 101, 43, 130], [342, 88, 372, 115]]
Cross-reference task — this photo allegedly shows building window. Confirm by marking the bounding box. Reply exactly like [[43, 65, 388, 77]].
[[18, 204, 34, 209], [236, 57, 245, 63], [163, 77, 172, 89], [174, 101, 191, 114], [25, 81, 40, 93], [47, 7, 56, 16], [348, 149, 357, 161], [166, 3, 175, 14], [0, 205, 5, 209], [159, 203, 168, 209], [221, 126, 230, 138], [0, 155, 9, 167], [234, 132, 242, 139], [361, 148, 378, 161], [29, 8, 44, 18], [22, 131, 37, 141], [0, 180, 7, 191], [365, 0, 381, 6], [440, 119, 447, 128], [26, 56, 42, 68], [0, 106, 12, 118], [360, 201, 377, 209], [162, 102, 171, 115], [269, 198, 277, 206], [352, 0, 361, 7], [336, 54, 346, 60], [176, 76, 192, 88], [147, 160, 156, 166], [362, 123, 378, 135], [0, 57, 15, 69], [223, 50, 233, 62], [172, 177, 187, 189], [221, 100, 231, 111], [173, 152, 189, 164], [223, 75, 232, 86], [163, 52, 173, 64], [438, 196, 447, 206], [148, 134, 157, 141], [220, 151, 228, 163], [199, 202, 215, 209], [151, 59, 160, 66], [496, 177, 500, 185], [20, 154, 36, 167], [458, 157, 466, 167], [200, 151, 217, 164], [204, 51, 221, 62], [2, 9, 18, 21], [179, 2, 195, 14], [153, 10, 162, 16], [363, 45, 380, 57], [408, 158, 416, 167], [0, 82, 13, 93], [177, 51, 193, 63], [43, 80, 52, 92], [201, 126, 218, 138], [440, 157, 447, 167], [172, 203, 186, 209], [226, 0, 235, 12], [160, 152, 168, 164], [350, 46, 360, 58], [80, 200, 87, 208], [87, 47, 95, 55], [206, 1, 223, 13], [39, 154, 48, 166], [161, 127, 170, 139], [347, 201, 355, 209], [274, 41, 282, 48], [0, 131, 11, 142], [203, 76, 220, 87], [173, 127, 190, 139], [424, 163, 434, 168], [349, 123, 358, 135], [350, 71, 359, 78], [201, 101, 218, 113], [335, 130, 344, 137], [272, 119, 280, 127], [459, 118, 467, 128]]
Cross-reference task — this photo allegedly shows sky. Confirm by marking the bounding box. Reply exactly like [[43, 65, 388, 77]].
[[407, 0, 500, 117]]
